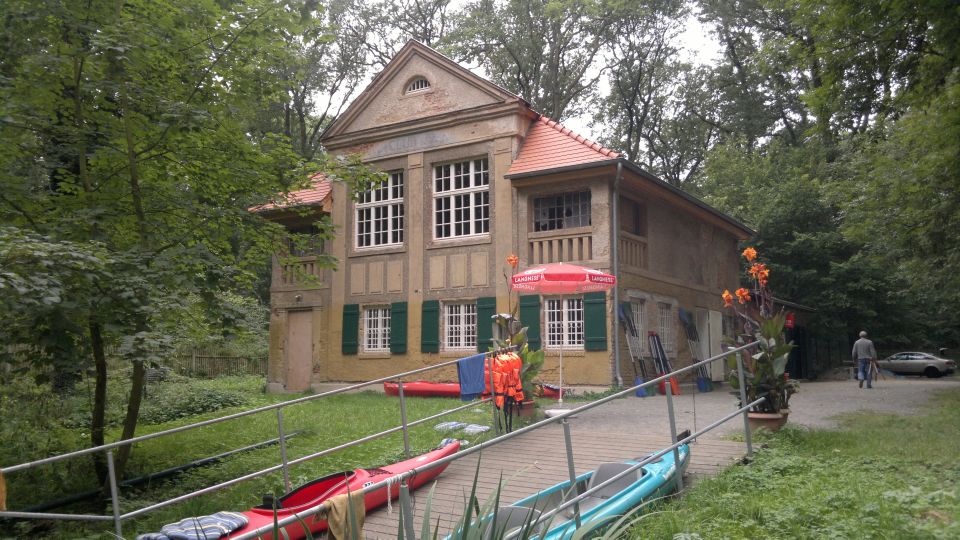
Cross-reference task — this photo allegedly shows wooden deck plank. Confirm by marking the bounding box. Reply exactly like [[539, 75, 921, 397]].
[[362, 424, 746, 538]]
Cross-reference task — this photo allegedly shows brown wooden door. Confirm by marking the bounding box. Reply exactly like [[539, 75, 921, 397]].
[[285, 310, 313, 392]]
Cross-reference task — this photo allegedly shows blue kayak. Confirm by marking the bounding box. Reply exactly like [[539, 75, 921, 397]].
[[447, 444, 689, 540]]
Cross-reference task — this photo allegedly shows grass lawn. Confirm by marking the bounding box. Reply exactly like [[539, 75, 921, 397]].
[[624, 386, 960, 539], [0, 375, 510, 539]]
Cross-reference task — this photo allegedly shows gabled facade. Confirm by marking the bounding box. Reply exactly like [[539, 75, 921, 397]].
[[258, 41, 752, 392]]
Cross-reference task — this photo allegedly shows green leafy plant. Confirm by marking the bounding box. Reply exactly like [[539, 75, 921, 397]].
[[492, 254, 544, 400], [723, 248, 798, 414]]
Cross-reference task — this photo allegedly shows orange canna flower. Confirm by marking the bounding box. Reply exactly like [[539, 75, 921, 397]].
[[742, 247, 757, 262], [748, 262, 767, 278], [735, 287, 752, 304], [506, 254, 519, 268], [721, 289, 734, 307]]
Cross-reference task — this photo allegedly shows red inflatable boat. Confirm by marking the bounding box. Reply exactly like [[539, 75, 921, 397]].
[[382, 380, 463, 398], [227, 439, 460, 539]]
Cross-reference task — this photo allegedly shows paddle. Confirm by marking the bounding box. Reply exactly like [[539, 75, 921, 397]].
[[648, 331, 680, 396]]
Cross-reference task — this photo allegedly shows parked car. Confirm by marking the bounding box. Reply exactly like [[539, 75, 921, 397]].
[[877, 352, 956, 378]]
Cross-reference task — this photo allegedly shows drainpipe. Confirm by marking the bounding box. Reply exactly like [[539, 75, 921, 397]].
[[612, 161, 623, 387]]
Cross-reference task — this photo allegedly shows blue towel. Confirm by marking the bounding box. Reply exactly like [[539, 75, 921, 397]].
[[136, 511, 248, 540], [457, 353, 487, 400]]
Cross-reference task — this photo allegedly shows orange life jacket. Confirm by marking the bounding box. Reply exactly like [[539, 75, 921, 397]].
[[487, 352, 524, 408]]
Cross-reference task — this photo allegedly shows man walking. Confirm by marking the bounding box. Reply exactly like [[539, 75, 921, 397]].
[[852, 330, 878, 389]]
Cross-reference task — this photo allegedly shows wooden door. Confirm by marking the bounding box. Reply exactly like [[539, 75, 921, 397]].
[[285, 310, 313, 392]]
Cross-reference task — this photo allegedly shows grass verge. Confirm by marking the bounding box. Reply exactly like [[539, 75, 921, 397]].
[[624, 387, 960, 539], [0, 375, 505, 539]]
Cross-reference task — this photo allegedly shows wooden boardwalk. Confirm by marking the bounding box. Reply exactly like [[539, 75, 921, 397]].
[[363, 422, 747, 538]]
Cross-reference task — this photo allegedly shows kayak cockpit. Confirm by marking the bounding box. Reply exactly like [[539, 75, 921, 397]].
[[253, 470, 354, 514]]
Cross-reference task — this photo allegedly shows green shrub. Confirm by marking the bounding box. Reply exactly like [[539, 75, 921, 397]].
[[138, 386, 248, 425]]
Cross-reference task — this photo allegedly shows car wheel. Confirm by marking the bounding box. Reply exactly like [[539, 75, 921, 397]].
[[924, 366, 941, 378]]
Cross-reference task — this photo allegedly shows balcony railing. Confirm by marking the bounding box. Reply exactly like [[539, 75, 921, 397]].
[[528, 229, 593, 264], [274, 256, 326, 288], [619, 231, 648, 270]]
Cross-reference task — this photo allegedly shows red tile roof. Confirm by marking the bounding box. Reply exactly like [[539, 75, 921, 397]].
[[506, 116, 620, 176], [250, 174, 331, 212]]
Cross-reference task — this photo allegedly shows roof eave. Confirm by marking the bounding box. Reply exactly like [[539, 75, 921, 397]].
[[619, 160, 755, 239], [507, 158, 754, 239]]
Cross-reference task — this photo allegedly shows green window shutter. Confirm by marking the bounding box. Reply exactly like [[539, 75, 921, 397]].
[[342, 304, 359, 355], [475, 297, 497, 352], [584, 292, 608, 351], [421, 300, 440, 353], [518, 295, 541, 351], [390, 302, 407, 354]]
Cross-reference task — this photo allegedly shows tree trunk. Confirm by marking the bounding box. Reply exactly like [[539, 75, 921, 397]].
[[90, 320, 108, 485]]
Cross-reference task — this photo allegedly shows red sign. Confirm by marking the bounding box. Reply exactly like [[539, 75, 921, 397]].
[[785, 312, 795, 329]]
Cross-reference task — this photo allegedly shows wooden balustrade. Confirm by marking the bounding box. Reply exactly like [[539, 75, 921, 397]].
[[528, 230, 593, 264], [275, 256, 325, 288], [619, 232, 648, 270]]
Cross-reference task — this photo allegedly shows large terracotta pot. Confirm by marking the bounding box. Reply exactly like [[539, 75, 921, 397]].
[[517, 400, 538, 417], [747, 411, 789, 432]]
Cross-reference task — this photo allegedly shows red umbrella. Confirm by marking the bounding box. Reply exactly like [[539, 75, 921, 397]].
[[510, 262, 617, 403]]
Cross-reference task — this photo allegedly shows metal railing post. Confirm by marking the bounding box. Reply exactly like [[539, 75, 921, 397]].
[[105, 450, 122, 538], [736, 353, 754, 457], [276, 408, 291, 492], [560, 419, 582, 528], [397, 381, 411, 458], [399, 481, 416, 540], [663, 382, 683, 491]]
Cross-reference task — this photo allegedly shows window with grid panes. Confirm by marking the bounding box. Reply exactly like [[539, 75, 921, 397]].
[[630, 300, 648, 353], [545, 297, 584, 348], [433, 158, 489, 239], [533, 191, 591, 232], [356, 171, 404, 248], [657, 302, 674, 353], [443, 302, 477, 350], [363, 306, 391, 352]]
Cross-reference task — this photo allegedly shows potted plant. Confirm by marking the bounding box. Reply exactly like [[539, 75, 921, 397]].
[[722, 247, 799, 431]]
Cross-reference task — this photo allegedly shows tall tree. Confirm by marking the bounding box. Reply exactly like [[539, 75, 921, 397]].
[[449, 0, 609, 120], [0, 0, 378, 486], [360, 0, 455, 68], [595, 0, 716, 188]]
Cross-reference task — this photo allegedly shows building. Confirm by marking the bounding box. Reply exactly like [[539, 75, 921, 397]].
[[255, 41, 752, 393]]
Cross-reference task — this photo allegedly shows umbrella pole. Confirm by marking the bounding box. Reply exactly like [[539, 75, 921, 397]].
[[559, 294, 564, 405]]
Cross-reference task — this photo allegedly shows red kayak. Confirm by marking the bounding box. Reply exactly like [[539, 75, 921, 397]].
[[383, 380, 462, 398], [227, 439, 460, 539]]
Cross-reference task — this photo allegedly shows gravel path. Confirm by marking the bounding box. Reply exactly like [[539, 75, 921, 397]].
[[556, 376, 960, 440]]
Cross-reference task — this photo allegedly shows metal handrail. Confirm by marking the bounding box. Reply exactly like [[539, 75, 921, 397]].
[[228, 340, 762, 539], [0, 350, 503, 474], [1, 340, 760, 538]]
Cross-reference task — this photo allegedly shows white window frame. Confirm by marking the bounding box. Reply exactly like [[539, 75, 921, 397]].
[[356, 171, 404, 249], [433, 158, 490, 240], [443, 302, 477, 351], [362, 306, 391, 353], [657, 301, 675, 354], [630, 299, 648, 354], [545, 297, 584, 349]]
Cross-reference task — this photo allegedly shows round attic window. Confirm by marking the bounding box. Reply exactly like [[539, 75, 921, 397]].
[[405, 77, 431, 94]]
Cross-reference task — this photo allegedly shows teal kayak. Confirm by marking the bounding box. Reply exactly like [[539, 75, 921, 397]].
[[447, 443, 689, 540]]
